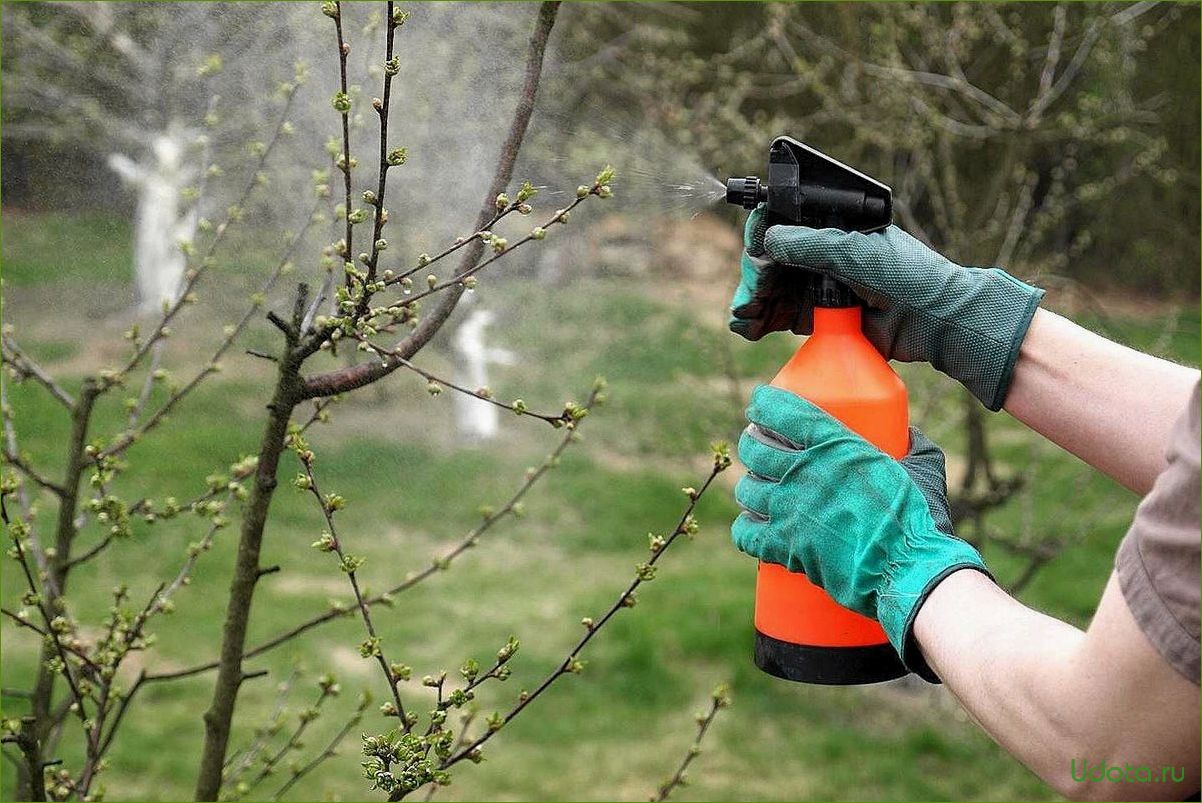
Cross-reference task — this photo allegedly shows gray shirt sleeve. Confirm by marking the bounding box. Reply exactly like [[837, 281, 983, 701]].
[[1116, 380, 1201, 684]]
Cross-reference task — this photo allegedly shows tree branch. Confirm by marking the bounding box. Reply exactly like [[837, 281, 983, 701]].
[[427, 447, 731, 786], [0, 337, 75, 409], [653, 684, 730, 802], [299, 1, 561, 398]]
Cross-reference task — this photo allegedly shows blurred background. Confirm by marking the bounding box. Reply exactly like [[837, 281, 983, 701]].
[[2, 2, 1198, 800]]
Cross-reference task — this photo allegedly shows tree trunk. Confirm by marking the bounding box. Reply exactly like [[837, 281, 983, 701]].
[[193, 344, 302, 801]]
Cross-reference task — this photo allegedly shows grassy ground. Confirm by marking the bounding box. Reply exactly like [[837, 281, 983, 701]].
[[1, 210, 1197, 802]]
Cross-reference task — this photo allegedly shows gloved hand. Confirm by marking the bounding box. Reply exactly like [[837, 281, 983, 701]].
[[728, 206, 1045, 411], [731, 384, 991, 681]]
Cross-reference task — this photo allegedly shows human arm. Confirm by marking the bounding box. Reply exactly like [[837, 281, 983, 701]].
[[915, 569, 1200, 801], [733, 384, 1201, 800], [732, 216, 1199, 491], [1005, 309, 1199, 495]]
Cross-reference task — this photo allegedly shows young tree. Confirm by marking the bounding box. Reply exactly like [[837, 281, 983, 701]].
[[1, 4, 732, 801]]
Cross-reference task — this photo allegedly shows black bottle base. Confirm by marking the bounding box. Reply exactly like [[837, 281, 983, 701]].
[[754, 629, 909, 685]]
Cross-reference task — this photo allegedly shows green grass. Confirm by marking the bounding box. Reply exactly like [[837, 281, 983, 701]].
[[1, 210, 1197, 802], [1, 212, 133, 288]]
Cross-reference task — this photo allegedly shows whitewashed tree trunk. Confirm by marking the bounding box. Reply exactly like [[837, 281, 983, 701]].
[[108, 126, 197, 315], [452, 307, 515, 443]]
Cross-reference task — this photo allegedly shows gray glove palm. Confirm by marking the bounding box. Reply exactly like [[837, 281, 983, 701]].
[[729, 206, 1045, 411]]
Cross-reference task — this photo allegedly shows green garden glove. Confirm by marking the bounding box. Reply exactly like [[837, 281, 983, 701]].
[[731, 384, 991, 681], [729, 209, 1045, 411], [729, 205, 816, 341]]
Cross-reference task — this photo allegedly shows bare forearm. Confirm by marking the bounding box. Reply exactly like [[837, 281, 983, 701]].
[[915, 570, 1088, 792], [915, 570, 1200, 800], [1004, 309, 1198, 495]]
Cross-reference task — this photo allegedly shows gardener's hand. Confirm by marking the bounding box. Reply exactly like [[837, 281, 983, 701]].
[[731, 384, 991, 680], [728, 208, 1045, 411]]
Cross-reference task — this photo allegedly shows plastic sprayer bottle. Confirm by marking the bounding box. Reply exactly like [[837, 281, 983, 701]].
[[725, 138, 910, 685]]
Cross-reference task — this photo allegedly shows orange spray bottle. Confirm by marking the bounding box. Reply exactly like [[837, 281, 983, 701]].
[[725, 138, 910, 684]]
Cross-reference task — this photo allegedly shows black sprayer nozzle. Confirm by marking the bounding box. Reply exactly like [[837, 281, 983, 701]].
[[723, 136, 893, 308], [723, 137, 892, 233], [726, 176, 767, 210]]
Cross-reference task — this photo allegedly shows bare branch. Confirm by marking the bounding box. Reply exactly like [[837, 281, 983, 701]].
[[299, 1, 561, 398], [135, 383, 601, 685], [1, 337, 75, 408], [429, 447, 731, 783], [270, 690, 372, 801], [293, 448, 411, 732], [653, 684, 731, 802]]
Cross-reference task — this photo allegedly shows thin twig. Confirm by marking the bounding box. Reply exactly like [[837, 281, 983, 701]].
[[238, 683, 337, 798], [425, 448, 731, 787], [1, 450, 66, 497], [106, 81, 302, 388], [357, 346, 578, 428], [299, 1, 561, 398], [270, 690, 372, 801], [295, 453, 410, 730], [0, 337, 75, 408], [100, 198, 324, 460], [222, 667, 300, 788], [133, 384, 600, 688], [653, 685, 730, 802], [1, 493, 96, 763]]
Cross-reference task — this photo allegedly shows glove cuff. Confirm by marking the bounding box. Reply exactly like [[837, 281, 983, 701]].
[[877, 541, 991, 683], [984, 274, 1045, 411], [950, 270, 1045, 412], [897, 564, 994, 683]]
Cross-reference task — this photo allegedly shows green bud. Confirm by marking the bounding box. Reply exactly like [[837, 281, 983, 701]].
[[516, 181, 538, 202]]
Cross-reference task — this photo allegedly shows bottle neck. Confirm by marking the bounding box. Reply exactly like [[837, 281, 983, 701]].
[[812, 305, 862, 335]]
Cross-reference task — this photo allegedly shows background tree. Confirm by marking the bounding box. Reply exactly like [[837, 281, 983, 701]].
[[553, 0, 1198, 591]]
